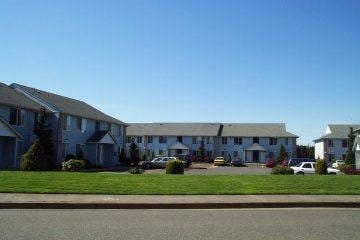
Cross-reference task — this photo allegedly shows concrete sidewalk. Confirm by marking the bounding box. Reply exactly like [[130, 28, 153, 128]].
[[0, 193, 359, 209]]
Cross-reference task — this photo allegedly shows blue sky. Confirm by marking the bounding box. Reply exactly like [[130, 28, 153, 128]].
[[0, 0, 359, 144]]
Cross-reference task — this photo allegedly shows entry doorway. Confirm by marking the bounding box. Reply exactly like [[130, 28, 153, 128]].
[[253, 151, 259, 162]]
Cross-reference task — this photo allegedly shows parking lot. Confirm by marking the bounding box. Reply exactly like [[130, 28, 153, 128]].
[[117, 163, 272, 175]]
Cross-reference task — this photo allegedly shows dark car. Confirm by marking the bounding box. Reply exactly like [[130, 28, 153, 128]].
[[287, 158, 316, 167], [173, 154, 191, 167]]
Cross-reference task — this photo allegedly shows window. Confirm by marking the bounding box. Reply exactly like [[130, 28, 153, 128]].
[[234, 151, 238, 157], [342, 140, 348, 148], [158, 149, 163, 156], [63, 115, 71, 131], [9, 108, 25, 126], [222, 137, 227, 145], [61, 143, 69, 158], [302, 163, 312, 169], [285, 138, 289, 146], [159, 136, 167, 144], [234, 137, 242, 145], [177, 136, 183, 142], [137, 136, 142, 143], [328, 139, 334, 147], [205, 137, 210, 144], [269, 137, 278, 145], [77, 118, 86, 132], [126, 136, 132, 143], [253, 137, 259, 144], [147, 136, 153, 143], [76, 144, 86, 158], [192, 137, 197, 144]]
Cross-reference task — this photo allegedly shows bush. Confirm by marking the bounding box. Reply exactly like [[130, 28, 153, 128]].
[[166, 160, 184, 174], [20, 140, 48, 171], [129, 168, 145, 174], [61, 159, 85, 172], [315, 159, 327, 175], [64, 154, 77, 162], [271, 166, 294, 175], [339, 164, 360, 175]]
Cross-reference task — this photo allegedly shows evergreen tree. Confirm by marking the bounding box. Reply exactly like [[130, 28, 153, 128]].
[[345, 127, 356, 165], [20, 140, 48, 171], [129, 139, 139, 165], [198, 137, 206, 161], [277, 144, 288, 164], [33, 108, 55, 170]]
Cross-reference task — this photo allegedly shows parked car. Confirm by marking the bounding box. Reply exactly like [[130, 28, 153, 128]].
[[288, 158, 316, 167], [230, 157, 244, 167], [173, 154, 191, 167], [214, 157, 226, 166], [290, 162, 340, 175], [150, 157, 185, 168], [138, 160, 152, 169], [265, 158, 276, 168], [332, 160, 345, 169]]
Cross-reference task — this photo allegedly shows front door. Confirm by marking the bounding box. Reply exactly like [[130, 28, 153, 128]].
[[253, 151, 259, 162], [176, 149, 182, 154]]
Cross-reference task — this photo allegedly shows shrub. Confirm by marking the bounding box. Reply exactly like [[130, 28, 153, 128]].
[[315, 159, 327, 175], [129, 168, 145, 174], [20, 140, 48, 171], [265, 159, 276, 168], [339, 164, 360, 175], [166, 160, 184, 174], [61, 159, 85, 172], [64, 154, 77, 162], [271, 166, 294, 175]]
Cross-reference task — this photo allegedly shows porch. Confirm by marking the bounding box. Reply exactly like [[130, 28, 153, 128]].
[[245, 143, 267, 163], [0, 117, 22, 169], [168, 141, 190, 156]]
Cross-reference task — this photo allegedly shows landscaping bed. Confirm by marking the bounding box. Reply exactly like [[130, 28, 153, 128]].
[[0, 171, 359, 195]]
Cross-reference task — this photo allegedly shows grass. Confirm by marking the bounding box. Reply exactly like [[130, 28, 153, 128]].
[[0, 171, 359, 195]]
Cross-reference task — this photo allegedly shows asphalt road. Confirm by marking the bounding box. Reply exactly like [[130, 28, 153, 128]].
[[0, 208, 359, 240]]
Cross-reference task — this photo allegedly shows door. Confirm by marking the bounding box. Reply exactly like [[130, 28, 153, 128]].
[[176, 149, 182, 154], [302, 163, 315, 174], [253, 151, 259, 162]]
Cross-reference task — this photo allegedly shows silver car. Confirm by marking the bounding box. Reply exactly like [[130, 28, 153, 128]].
[[151, 157, 177, 168]]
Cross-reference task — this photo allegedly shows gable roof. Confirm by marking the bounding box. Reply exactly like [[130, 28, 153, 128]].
[[221, 123, 298, 137], [127, 122, 297, 138], [11, 83, 126, 125], [314, 124, 360, 142], [0, 82, 42, 111], [169, 141, 190, 150], [245, 143, 267, 151], [87, 130, 117, 144], [127, 123, 222, 136], [0, 117, 23, 139]]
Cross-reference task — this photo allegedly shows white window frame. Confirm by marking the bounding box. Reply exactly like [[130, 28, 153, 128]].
[[61, 143, 70, 158], [159, 136, 167, 144], [147, 136, 153, 143], [63, 115, 71, 131], [222, 137, 227, 145]]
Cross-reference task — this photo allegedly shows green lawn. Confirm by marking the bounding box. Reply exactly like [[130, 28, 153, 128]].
[[0, 171, 359, 195]]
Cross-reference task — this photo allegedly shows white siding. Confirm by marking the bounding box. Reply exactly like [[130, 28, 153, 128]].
[[315, 141, 324, 159]]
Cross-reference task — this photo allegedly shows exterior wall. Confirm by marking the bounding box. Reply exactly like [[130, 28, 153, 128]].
[[126, 135, 216, 159], [0, 105, 39, 160], [126, 135, 297, 162], [0, 137, 17, 169], [356, 150, 360, 170], [316, 138, 348, 162], [220, 137, 296, 161], [59, 114, 126, 166], [315, 141, 324, 159]]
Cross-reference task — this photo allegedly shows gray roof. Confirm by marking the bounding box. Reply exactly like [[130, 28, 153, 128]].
[[221, 123, 298, 137], [314, 124, 360, 142], [127, 122, 298, 138], [12, 83, 126, 125], [87, 130, 117, 144], [0, 82, 42, 111], [127, 123, 222, 136]]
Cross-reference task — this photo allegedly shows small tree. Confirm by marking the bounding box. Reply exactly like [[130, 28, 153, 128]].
[[151, 151, 155, 160], [277, 144, 288, 164], [198, 137, 206, 162], [315, 159, 327, 175], [20, 140, 48, 171], [119, 147, 126, 164], [345, 127, 356, 165], [33, 108, 55, 170], [129, 140, 139, 166], [142, 154, 147, 161]]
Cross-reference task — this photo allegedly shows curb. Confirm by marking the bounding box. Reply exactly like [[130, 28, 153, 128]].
[[1, 202, 359, 209]]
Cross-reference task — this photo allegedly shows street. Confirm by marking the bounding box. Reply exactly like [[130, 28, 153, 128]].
[[0, 208, 359, 240]]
